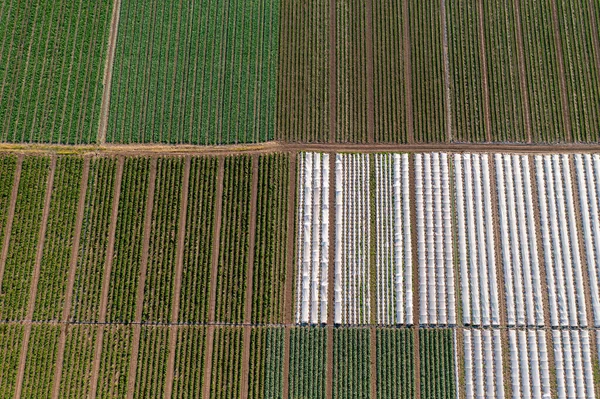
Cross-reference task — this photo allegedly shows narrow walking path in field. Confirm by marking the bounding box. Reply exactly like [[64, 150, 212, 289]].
[[89, 156, 124, 398], [202, 157, 225, 399], [163, 156, 191, 399], [240, 155, 259, 399], [97, 0, 123, 144], [13, 156, 56, 399], [125, 158, 157, 399], [51, 158, 90, 399]]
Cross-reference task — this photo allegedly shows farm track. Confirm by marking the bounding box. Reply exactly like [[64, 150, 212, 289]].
[[13, 156, 56, 399], [97, 0, 123, 144], [7, 141, 600, 157], [50, 157, 90, 399]]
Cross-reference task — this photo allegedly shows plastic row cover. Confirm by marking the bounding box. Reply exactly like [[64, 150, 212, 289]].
[[455, 154, 500, 326], [374, 153, 413, 325], [463, 329, 504, 399], [415, 153, 456, 325], [508, 329, 551, 399], [295, 152, 330, 325], [553, 329, 596, 399], [495, 154, 544, 327], [535, 155, 587, 327]]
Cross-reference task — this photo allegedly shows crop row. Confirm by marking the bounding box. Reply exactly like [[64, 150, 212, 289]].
[[248, 327, 285, 398], [333, 328, 371, 398], [376, 328, 414, 399], [289, 327, 327, 398], [419, 328, 455, 399]]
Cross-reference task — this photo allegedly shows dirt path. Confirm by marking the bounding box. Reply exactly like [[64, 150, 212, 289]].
[[240, 155, 260, 399], [202, 157, 225, 399], [89, 156, 124, 399], [476, 0, 492, 142], [125, 158, 157, 399], [0, 155, 22, 290], [51, 157, 90, 399], [96, 0, 122, 144], [9, 141, 600, 158], [402, 0, 413, 144], [548, 0, 573, 142], [329, 0, 337, 143], [163, 156, 191, 399], [511, 0, 533, 143], [409, 154, 421, 399], [13, 156, 56, 399], [282, 152, 297, 399]]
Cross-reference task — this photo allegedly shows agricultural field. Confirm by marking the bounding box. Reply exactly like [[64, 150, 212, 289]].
[[6, 150, 600, 396], [0, 0, 113, 144], [106, 0, 279, 144]]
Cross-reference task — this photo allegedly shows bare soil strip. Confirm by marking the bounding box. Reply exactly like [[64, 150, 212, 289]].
[[366, 0, 375, 144], [440, 0, 452, 143], [125, 158, 157, 399], [402, 0, 413, 144], [511, 0, 533, 143], [240, 155, 260, 399], [409, 154, 421, 399], [326, 152, 336, 399], [0, 155, 22, 291], [163, 156, 191, 399], [282, 152, 297, 399], [97, 0, 123, 144], [201, 157, 225, 399], [13, 156, 56, 399], [476, 0, 492, 142], [548, 0, 573, 142], [7, 141, 600, 157], [89, 156, 124, 399], [51, 157, 91, 399], [329, 0, 337, 143]]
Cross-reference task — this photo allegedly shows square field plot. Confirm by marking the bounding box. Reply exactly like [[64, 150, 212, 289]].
[[107, 0, 279, 144]]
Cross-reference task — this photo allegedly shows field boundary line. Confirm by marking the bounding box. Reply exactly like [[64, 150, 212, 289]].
[[13, 156, 56, 399], [476, 0, 492, 142], [240, 155, 260, 399], [282, 151, 297, 399], [366, 0, 375, 144], [202, 156, 225, 399], [11, 141, 600, 156], [511, 0, 533, 143], [548, 0, 573, 142], [409, 154, 421, 399], [326, 152, 336, 398], [125, 157, 157, 399], [402, 0, 413, 144], [164, 156, 191, 399], [51, 157, 90, 399], [329, 0, 337, 143], [89, 156, 124, 399], [0, 155, 22, 291], [97, 0, 123, 144], [440, 0, 452, 143]]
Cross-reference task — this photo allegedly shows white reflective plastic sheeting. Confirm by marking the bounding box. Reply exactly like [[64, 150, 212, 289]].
[[553, 329, 596, 399], [416, 153, 456, 325]]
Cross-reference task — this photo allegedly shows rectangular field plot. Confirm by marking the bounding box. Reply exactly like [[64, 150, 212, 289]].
[[57, 325, 97, 398], [462, 329, 505, 398], [0, 324, 23, 397], [289, 327, 327, 399], [97, 325, 134, 398], [20, 324, 61, 398], [209, 327, 244, 399], [0, 0, 113, 143], [172, 326, 206, 398], [376, 328, 414, 399], [133, 326, 170, 397], [107, 0, 279, 144], [419, 328, 456, 399], [248, 327, 285, 399]]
